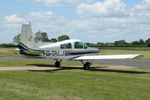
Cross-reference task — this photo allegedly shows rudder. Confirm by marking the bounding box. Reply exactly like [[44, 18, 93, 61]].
[[20, 23, 35, 48]]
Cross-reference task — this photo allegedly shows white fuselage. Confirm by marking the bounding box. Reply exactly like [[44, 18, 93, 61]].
[[19, 39, 99, 60]]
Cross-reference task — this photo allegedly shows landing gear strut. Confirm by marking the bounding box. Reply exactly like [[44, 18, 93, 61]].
[[55, 60, 62, 67], [81, 61, 92, 70]]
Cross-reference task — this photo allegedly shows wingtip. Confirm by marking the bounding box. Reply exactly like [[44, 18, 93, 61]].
[[133, 54, 144, 59]]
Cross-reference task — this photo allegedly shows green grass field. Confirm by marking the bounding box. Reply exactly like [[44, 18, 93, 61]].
[[0, 68, 150, 100], [0, 48, 150, 100], [100, 47, 150, 51], [0, 48, 20, 57]]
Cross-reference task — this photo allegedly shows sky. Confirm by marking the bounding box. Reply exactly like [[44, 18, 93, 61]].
[[0, 0, 150, 43]]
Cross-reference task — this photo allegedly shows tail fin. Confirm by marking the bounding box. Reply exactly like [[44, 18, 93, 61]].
[[20, 23, 35, 48]]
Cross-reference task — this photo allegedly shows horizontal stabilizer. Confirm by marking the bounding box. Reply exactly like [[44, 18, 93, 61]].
[[74, 54, 144, 60]]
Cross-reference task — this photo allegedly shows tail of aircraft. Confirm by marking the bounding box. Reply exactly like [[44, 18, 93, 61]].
[[19, 23, 44, 56], [20, 23, 35, 48]]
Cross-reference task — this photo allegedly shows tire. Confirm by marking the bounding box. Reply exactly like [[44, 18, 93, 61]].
[[55, 61, 60, 67], [83, 62, 90, 70]]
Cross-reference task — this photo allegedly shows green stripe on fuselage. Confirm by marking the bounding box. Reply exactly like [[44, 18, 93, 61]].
[[19, 42, 44, 53]]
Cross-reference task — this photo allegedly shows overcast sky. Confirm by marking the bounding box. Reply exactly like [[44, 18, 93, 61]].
[[1, 0, 150, 43]]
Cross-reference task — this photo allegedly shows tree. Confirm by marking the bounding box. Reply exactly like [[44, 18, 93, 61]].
[[146, 38, 150, 47], [97, 42, 104, 46], [58, 35, 70, 41], [114, 40, 127, 46], [13, 34, 21, 43], [86, 43, 95, 47], [34, 31, 49, 42], [40, 32, 49, 42], [48, 38, 57, 42], [131, 41, 139, 45], [105, 42, 114, 46], [139, 39, 145, 45], [34, 31, 41, 42]]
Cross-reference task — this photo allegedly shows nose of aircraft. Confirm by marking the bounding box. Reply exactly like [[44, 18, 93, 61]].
[[88, 47, 99, 53]]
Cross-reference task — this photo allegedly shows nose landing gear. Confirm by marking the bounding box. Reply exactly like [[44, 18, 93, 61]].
[[55, 60, 62, 67]]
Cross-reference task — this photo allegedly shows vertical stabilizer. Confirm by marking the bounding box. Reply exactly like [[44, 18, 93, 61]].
[[20, 24, 35, 48]]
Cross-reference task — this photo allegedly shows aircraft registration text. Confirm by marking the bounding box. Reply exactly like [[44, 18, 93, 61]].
[[45, 50, 65, 56]]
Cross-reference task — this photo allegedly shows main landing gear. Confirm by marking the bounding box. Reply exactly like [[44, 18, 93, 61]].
[[81, 61, 92, 70], [54, 60, 92, 70], [55, 60, 62, 67]]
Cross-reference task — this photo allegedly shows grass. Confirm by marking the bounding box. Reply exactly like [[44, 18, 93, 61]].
[[0, 48, 150, 100], [0, 48, 20, 57], [0, 68, 150, 100], [100, 47, 150, 51], [0, 60, 114, 67]]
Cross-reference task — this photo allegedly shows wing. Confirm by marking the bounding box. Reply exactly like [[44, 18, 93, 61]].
[[74, 54, 143, 60]]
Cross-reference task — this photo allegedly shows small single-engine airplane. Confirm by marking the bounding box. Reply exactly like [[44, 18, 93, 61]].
[[18, 23, 143, 70]]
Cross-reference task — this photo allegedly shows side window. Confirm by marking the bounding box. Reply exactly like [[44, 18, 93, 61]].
[[74, 42, 83, 49], [60, 43, 72, 49]]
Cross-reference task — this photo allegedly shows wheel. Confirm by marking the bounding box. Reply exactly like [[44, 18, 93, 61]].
[[55, 61, 60, 67], [83, 62, 90, 70]]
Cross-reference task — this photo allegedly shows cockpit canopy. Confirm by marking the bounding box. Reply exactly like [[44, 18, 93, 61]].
[[60, 41, 88, 49]]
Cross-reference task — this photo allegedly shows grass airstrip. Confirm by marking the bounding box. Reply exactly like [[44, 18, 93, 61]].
[[0, 48, 19, 57], [0, 68, 150, 100], [0, 47, 150, 100]]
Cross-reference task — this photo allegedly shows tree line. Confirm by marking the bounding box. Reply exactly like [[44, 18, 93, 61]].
[[10, 31, 150, 48], [88, 39, 150, 47], [13, 31, 70, 43]]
